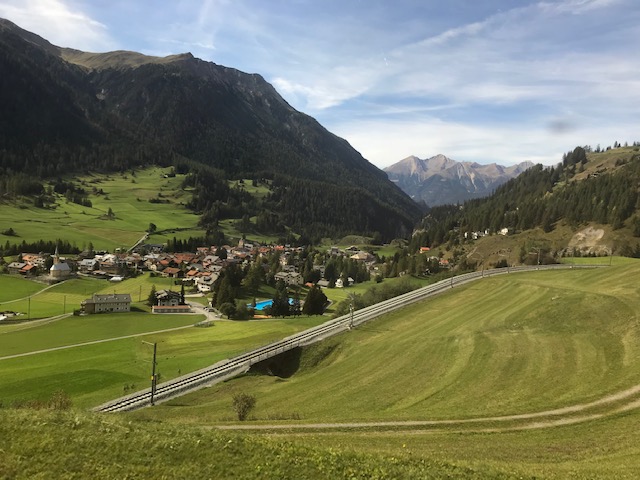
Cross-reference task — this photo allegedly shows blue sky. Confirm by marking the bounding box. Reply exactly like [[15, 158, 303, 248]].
[[1, 0, 638, 168]]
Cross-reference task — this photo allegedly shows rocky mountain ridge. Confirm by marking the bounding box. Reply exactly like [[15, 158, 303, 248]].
[[384, 154, 533, 206]]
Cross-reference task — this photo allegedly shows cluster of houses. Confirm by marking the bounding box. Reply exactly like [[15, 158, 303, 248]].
[[5, 240, 387, 316], [6, 239, 381, 288], [7, 247, 72, 281]]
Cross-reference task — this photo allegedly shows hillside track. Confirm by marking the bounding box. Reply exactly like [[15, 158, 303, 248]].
[[95, 264, 604, 413], [212, 383, 640, 434]]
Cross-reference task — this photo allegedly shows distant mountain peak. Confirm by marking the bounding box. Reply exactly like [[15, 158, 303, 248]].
[[384, 154, 533, 207]]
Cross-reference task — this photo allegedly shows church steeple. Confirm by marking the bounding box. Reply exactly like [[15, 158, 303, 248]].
[[53, 244, 60, 265]]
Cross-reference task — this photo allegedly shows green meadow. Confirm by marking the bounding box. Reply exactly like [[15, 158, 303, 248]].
[[0, 167, 204, 251], [2, 263, 640, 477], [0, 409, 509, 480], [123, 260, 640, 477], [0, 270, 330, 408], [0, 314, 326, 408], [0, 275, 42, 302]]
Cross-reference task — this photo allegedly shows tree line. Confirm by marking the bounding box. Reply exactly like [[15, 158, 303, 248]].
[[411, 147, 640, 251]]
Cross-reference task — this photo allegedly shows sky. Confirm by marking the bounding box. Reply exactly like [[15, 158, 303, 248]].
[[1, 0, 639, 169]]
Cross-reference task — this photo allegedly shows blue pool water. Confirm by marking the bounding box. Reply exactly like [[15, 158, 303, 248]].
[[250, 298, 294, 311]]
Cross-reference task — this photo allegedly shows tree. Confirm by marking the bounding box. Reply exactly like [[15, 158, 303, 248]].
[[269, 280, 290, 317], [302, 285, 327, 315], [180, 283, 185, 305], [215, 274, 235, 308], [233, 301, 252, 320], [148, 223, 157, 233], [147, 284, 157, 307], [243, 262, 264, 294], [290, 289, 302, 316], [232, 392, 256, 421], [219, 302, 236, 319]]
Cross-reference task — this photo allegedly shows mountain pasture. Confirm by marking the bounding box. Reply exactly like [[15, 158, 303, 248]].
[[0, 167, 203, 251], [126, 260, 640, 478], [143, 261, 640, 424]]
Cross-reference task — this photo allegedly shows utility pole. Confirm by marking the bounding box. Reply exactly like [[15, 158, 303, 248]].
[[349, 301, 354, 329], [529, 247, 541, 269], [142, 341, 158, 406], [63, 295, 66, 314], [28, 296, 31, 320]]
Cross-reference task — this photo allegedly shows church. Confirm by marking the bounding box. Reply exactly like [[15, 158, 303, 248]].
[[49, 245, 72, 281]]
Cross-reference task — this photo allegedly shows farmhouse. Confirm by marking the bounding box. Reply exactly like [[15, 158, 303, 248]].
[[155, 289, 182, 306], [8, 262, 27, 275], [151, 289, 191, 314], [81, 294, 131, 314]]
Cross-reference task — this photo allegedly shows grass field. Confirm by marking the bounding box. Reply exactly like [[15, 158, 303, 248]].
[[0, 409, 509, 480], [0, 167, 204, 251], [286, 408, 640, 479], [0, 275, 43, 303], [3, 263, 640, 478], [123, 260, 640, 477], [142, 262, 640, 422], [0, 272, 190, 320], [0, 309, 327, 408]]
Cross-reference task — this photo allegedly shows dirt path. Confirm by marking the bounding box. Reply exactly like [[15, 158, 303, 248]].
[[0, 313, 73, 334], [213, 384, 640, 433], [0, 323, 195, 361], [2, 279, 68, 305]]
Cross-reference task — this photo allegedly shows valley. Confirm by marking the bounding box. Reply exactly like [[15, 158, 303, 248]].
[[1, 11, 640, 479], [3, 260, 640, 478]]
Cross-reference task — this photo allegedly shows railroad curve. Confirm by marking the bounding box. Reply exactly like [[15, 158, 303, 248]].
[[94, 264, 604, 413]]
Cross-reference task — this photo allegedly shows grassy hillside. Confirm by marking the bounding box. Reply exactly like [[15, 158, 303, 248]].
[[3, 263, 640, 478], [0, 409, 509, 479], [139, 260, 640, 423], [119, 260, 640, 477], [0, 167, 204, 251]]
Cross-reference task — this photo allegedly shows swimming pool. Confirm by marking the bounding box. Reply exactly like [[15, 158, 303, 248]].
[[250, 298, 293, 311]]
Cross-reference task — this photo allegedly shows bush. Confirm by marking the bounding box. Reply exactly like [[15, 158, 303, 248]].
[[232, 393, 256, 421], [48, 390, 72, 410]]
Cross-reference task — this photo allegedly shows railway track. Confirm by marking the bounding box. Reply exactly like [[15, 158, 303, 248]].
[[94, 264, 603, 413]]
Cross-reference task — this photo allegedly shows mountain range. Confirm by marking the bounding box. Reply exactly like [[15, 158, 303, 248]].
[[0, 18, 420, 241], [384, 154, 533, 206]]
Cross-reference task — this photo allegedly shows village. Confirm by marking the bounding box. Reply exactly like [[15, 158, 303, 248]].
[[1, 239, 453, 319]]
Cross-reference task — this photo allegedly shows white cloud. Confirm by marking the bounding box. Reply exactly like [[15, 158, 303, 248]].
[[328, 115, 638, 169], [539, 0, 622, 15], [0, 0, 114, 51]]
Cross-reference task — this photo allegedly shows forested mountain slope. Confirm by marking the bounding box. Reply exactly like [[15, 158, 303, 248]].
[[412, 146, 640, 249], [0, 18, 420, 241]]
